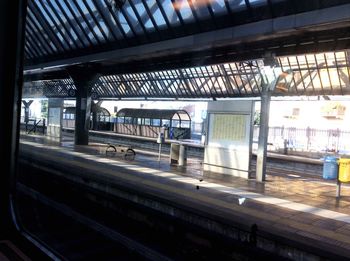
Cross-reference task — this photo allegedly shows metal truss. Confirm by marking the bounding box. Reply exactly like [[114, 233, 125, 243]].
[[25, 50, 350, 99], [25, 0, 350, 66]]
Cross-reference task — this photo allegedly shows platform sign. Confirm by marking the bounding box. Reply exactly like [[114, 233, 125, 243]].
[[204, 100, 254, 178]]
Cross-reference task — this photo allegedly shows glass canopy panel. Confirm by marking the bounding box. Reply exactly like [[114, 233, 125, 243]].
[[132, 1, 155, 31], [59, 2, 88, 46], [42, 0, 80, 49], [190, 0, 211, 19], [66, 0, 99, 45], [174, 0, 195, 22], [335, 52, 350, 88], [27, 6, 63, 52], [76, 1, 108, 43], [229, 0, 248, 11], [249, 0, 268, 7], [123, 0, 146, 34], [24, 50, 350, 99], [26, 16, 52, 55], [34, 1, 71, 50], [95, 0, 124, 40], [209, 0, 228, 15], [53, 0, 90, 47], [118, 12, 134, 36], [146, 0, 167, 28], [159, 0, 180, 25], [85, 0, 114, 41]]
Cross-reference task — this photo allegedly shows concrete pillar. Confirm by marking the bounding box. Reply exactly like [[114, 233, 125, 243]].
[[76, 85, 91, 144], [256, 84, 271, 182], [69, 67, 99, 145]]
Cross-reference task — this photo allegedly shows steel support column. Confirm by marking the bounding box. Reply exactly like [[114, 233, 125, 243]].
[[256, 83, 271, 182], [69, 69, 99, 145]]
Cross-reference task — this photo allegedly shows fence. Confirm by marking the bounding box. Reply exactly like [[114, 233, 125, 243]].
[[254, 126, 350, 154], [190, 122, 350, 154], [20, 116, 46, 134]]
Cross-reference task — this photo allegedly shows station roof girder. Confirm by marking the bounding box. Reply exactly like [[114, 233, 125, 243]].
[[23, 50, 350, 100], [25, 0, 350, 72]]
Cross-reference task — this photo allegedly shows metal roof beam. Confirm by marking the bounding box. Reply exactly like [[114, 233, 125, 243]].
[[25, 3, 350, 71]]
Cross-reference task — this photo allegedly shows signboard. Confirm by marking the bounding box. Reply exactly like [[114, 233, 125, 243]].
[[203, 100, 254, 178], [209, 114, 247, 144]]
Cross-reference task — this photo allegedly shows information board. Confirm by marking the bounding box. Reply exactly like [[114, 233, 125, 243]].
[[204, 100, 254, 178], [211, 114, 246, 142]]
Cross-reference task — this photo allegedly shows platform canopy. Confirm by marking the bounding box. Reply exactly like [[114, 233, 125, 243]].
[[117, 108, 190, 121], [25, 0, 350, 70], [23, 50, 350, 99], [23, 1, 350, 99]]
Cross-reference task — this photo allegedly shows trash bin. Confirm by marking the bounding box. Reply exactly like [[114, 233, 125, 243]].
[[338, 158, 350, 182], [323, 155, 338, 180]]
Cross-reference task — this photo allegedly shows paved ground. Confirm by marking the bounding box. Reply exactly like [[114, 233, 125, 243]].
[[19, 133, 350, 259]]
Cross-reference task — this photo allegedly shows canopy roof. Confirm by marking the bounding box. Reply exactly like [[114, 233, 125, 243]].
[[23, 50, 350, 99], [25, 0, 350, 70], [64, 105, 111, 116], [22, 1, 350, 100], [117, 108, 191, 121]]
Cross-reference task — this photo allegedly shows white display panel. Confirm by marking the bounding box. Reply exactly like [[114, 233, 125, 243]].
[[203, 100, 254, 178], [48, 107, 61, 126], [208, 113, 250, 148]]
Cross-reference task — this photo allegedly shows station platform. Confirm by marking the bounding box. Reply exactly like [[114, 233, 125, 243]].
[[18, 133, 350, 259]]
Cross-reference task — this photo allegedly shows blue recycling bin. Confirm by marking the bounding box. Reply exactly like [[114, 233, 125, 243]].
[[323, 156, 338, 180]]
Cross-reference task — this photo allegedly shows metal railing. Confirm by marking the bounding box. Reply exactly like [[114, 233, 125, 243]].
[[20, 116, 46, 135], [254, 126, 350, 154]]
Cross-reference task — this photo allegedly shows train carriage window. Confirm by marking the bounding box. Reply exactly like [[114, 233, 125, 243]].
[[11, 0, 346, 260]]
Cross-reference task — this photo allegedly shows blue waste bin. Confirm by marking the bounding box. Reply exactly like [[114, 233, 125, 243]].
[[323, 155, 338, 179]]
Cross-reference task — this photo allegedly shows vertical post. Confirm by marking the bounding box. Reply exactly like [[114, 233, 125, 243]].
[[256, 83, 271, 182], [76, 84, 91, 145], [69, 67, 99, 145], [158, 143, 162, 161], [336, 180, 341, 198]]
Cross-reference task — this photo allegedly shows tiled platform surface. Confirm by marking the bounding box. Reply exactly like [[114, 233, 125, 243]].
[[19, 133, 350, 259]]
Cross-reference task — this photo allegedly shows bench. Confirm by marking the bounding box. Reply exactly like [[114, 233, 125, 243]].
[[105, 144, 136, 160]]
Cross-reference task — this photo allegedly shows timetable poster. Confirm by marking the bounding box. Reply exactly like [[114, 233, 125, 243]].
[[209, 113, 248, 147]]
